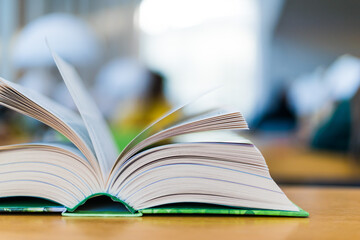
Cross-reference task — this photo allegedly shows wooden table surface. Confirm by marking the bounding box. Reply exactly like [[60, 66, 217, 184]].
[[0, 187, 359, 240], [260, 142, 360, 184]]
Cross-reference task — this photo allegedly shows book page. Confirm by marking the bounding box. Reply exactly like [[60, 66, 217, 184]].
[[0, 78, 101, 176], [0, 142, 101, 208], [114, 88, 224, 165], [107, 87, 248, 188], [108, 108, 248, 187], [120, 108, 247, 162], [51, 50, 118, 179]]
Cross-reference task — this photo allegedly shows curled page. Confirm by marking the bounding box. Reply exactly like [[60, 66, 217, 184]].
[[0, 78, 100, 176], [114, 88, 225, 165], [108, 108, 248, 188], [51, 50, 118, 179]]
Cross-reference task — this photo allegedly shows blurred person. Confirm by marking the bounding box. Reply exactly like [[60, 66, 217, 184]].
[[350, 86, 360, 161], [119, 71, 173, 128], [93, 58, 176, 150], [114, 70, 176, 150], [93, 58, 150, 120], [253, 85, 297, 132], [307, 55, 360, 152], [310, 99, 351, 152], [288, 67, 331, 143]]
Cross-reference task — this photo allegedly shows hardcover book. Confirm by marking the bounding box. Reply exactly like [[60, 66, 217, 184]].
[[0, 49, 309, 217]]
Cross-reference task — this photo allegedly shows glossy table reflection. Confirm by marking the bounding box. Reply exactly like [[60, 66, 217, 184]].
[[0, 187, 359, 240]]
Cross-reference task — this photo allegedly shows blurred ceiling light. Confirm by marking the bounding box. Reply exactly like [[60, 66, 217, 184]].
[[12, 13, 102, 69], [138, 0, 259, 120], [139, 0, 255, 35]]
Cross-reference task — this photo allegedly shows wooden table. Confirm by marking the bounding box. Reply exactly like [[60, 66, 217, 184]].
[[260, 141, 360, 185], [0, 187, 359, 239]]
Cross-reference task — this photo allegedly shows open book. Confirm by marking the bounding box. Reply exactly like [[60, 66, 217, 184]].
[[0, 50, 308, 217]]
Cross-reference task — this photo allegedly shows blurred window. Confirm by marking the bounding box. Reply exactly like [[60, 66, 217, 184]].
[[137, 0, 259, 120]]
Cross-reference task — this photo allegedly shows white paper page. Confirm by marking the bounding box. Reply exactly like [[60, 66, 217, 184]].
[[51, 50, 118, 178], [115, 88, 224, 164], [0, 78, 98, 170]]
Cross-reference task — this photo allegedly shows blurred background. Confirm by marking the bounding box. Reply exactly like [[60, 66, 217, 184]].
[[1, 0, 360, 186]]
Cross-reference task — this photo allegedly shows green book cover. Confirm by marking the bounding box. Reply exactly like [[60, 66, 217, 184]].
[[0, 197, 65, 213], [0, 194, 308, 217], [139, 203, 309, 217]]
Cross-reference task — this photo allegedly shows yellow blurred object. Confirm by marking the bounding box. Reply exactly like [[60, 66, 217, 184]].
[[121, 97, 175, 129], [111, 95, 180, 151]]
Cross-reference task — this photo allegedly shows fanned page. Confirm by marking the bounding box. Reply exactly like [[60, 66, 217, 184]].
[[108, 103, 248, 188], [110, 89, 232, 169], [118, 108, 248, 166], [0, 78, 101, 176], [114, 90, 224, 164], [51, 51, 118, 178]]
